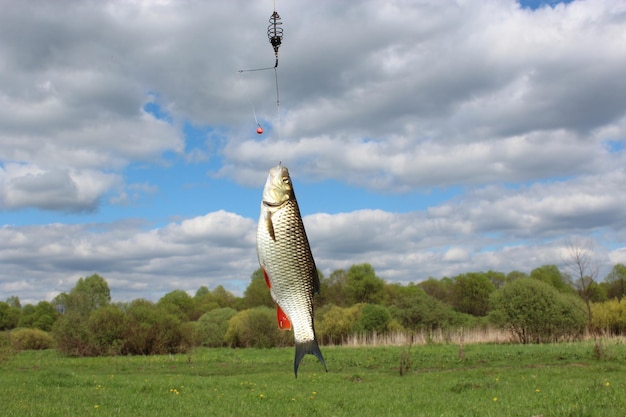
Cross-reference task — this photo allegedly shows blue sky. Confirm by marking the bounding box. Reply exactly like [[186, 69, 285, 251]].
[[2, 0, 626, 304]]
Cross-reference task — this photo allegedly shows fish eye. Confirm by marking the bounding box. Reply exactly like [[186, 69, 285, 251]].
[[282, 176, 290, 184]]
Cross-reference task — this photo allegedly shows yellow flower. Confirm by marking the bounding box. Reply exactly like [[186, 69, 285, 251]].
[[605, 382, 610, 387], [535, 389, 541, 393], [493, 397, 498, 402], [259, 394, 265, 399]]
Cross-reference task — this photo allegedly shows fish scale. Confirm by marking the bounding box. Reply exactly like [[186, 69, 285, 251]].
[[256, 165, 327, 377]]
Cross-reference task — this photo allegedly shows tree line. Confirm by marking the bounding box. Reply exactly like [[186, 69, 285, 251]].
[[1, 262, 626, 356]]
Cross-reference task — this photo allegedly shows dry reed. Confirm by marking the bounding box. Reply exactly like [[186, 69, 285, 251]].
[[328, 327, 511, 347]]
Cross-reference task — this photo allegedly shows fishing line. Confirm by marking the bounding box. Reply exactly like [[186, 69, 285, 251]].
[[237, 67, 280, 136], [238, 67, 275, 73], [274, 67, 280, 140], [237, 75, 258, 126]]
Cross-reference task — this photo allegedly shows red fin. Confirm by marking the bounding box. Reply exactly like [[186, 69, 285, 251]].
[[262, 268, 271, 289], [277, 305, 292, 330]]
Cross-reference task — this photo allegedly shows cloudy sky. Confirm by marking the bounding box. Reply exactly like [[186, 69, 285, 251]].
[[2, 0, 626, 304]]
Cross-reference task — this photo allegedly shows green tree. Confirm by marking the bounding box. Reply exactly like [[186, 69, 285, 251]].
[[0, 301, 21, 330], [194, 286, 210, 299], [485, 270, 508, 289], [343, 264, 385, 305], [506, 270, 529, 282], [530, 265, 573, 294], [193, 288, 219, 317], [417, 277, 454, 305], [66, 274, 111, 314], [157, 290, 196, 321], [318, 269, 347, 307], [18, 301, 59, 331], [585, 281, 607, 303], [198, 307, 237, 347], [52, 292, 68, 314], [241, 269, 274, 309], [604, 264, 626, 300], [212, 285, 237, 309], [353, 304, 391, 333], [451, 272, 495, 316], [6, 296, 21, 308]]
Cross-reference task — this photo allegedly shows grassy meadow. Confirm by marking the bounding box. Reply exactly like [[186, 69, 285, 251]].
[[1, 339, 625, 417]]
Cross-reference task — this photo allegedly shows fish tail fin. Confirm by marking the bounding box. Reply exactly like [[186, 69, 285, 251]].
[[294, 339, 327, 378]]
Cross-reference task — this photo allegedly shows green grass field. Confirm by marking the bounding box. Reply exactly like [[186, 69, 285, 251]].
[[1, 339, 625, 417]]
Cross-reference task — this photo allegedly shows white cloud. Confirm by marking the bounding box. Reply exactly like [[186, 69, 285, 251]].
[[0, 211, 258, 303], [0, 164, 122, 211], [2, 1, 626, 303], [443, 247, 470, 262]]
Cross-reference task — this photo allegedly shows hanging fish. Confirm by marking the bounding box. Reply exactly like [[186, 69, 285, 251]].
[[256, 164, 327, 377]]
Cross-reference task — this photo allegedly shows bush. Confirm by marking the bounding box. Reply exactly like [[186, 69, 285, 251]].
[[179, 321, 203, 352], [123, 300, 183, 355], [353, 304, 391, 333], [11, 328, 54, 350], [52, 312, 94, 356], [316, 304, 362, 344], [87, 305, 127, 355], [198, 308, 237, 347], [387, 285, 460, 331], [591, 298, 626, 335], [451, 272, 495, 316], [224, 307, 292, 348], [489, 279, 587, 343], [53, 300, 186, 356]]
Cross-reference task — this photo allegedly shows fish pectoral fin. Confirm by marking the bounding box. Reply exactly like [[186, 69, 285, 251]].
[[276, 305, 292, 330], [262, 268, 278, 302], [262, 268, 272, 289], [265, 212, 276, 241]]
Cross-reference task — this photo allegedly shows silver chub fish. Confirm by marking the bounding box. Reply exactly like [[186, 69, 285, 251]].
[[256, 164, 327, 378]]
